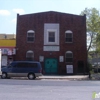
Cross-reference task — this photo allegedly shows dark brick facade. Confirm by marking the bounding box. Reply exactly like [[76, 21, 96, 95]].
[[15, 11, 87, 75]]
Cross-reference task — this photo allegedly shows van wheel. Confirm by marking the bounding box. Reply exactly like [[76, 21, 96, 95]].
[[28, 73, 36, 80], [1, 72, 7, 79]]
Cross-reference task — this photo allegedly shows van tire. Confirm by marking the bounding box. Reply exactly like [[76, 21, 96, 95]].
[[28, 73, 36, 80], [1, 72, 7, 79]]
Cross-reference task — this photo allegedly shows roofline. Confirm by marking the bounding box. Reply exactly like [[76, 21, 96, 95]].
[[17, 11, 84, 17]]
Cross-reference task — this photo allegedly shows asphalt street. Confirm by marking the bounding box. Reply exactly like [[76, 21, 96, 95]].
[[0, 79, 100, 100]]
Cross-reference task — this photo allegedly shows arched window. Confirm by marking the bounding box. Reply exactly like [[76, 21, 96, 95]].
[[65, 30, 73, 42], [27, 30, 35, 42], [26, 50, 34, 61], [65, 51, 73, 62]]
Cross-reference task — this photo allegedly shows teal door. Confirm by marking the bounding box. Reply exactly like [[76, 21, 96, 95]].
[[45, 58, 58, 74]]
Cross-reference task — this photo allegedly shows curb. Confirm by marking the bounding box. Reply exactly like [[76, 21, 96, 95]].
[[39, 76, 89, 80]]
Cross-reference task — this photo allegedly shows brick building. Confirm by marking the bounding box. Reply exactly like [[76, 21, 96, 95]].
[[15, 11, 87, 75]]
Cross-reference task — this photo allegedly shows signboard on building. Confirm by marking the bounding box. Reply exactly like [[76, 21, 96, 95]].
[[12, 48, 16, 55], [39, 56, 44, 62], [66, 65, 73, 74], [8, 50, 12, 55], [59, 56, 64, 62], [0, 48, 16, 55], [43, 46, 60, 51]]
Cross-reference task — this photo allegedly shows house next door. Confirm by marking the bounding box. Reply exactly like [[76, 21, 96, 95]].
[[45, 58, 58, 74]]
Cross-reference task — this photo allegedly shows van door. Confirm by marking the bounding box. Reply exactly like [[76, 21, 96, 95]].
[[15, 62, 28, 77]]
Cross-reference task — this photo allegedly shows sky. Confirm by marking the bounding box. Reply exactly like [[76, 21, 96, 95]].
[[0, 0, 100, 34]]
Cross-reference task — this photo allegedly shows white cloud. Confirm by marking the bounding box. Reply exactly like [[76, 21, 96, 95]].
[[13, 9, 25, 14], [0, 10, 10, 16]]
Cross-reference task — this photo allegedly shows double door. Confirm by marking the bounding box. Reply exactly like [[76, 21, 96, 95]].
[[45, 58, 58, 74]]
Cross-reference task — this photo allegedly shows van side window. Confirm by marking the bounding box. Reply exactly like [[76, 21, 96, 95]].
[[17, 62, 38, 68], [17, 63, 28, 68], [28, 63, 37, 68]]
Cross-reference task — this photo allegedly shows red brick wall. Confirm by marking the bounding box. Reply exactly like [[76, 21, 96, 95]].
[[15, 11, 87, 75]]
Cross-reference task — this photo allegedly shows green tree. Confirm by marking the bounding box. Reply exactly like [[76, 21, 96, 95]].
[[81, 8, 100, 52], [96, 24, 100, 52]]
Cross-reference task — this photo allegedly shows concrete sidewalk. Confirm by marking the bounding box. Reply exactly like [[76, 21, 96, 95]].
[[0, 75, 89, 80], [39, 75, 89, 80]]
